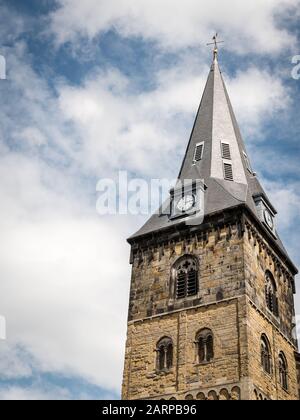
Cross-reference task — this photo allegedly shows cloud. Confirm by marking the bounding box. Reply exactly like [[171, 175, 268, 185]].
[[0, 148, 134, 391], [227, 67, 291, 138], [0, 344, 33, 380], [0, 384, 71, 401], [0, 46, 132, 392], [19, 127, 47, 148], [265, 180, 300, 230], [57, 59, 291, 179], [0, 6, 298, 399], [49, 0, 299, 54], [0, 3, 26, 44], [250, 147, 300, 179]]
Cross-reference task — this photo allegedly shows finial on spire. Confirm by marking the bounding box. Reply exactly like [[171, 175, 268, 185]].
[[207, 33, 224, 60]]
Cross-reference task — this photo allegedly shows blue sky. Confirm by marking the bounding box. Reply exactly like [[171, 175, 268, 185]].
[[0, 0, 300, 400]]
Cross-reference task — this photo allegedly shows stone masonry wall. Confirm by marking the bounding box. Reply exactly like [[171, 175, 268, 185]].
[[244, 220, 296, 342], [122, 215, 299, 400], [122, 297, 247, 400], [128, 223, 245, 322], [246, 302, 298, 400], [243, 219, 298, 399]]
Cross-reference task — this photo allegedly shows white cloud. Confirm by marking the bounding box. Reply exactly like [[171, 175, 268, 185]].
[[0, 16, 298, 399], [251, 147, 300, 179], [19, 127, 47, 148], [0, 384, 71, 400], [0, 344, 32, 380], [227, 67, 291, 137], [57, 60, 292, 178], [0, 149, 134, 391], [49, 0, 299, 54], [0, 49, 132, 392], [265, 180, 300, 230], [0, 4, 26, 44]]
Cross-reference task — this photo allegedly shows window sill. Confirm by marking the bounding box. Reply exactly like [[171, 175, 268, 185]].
[[175, 295, 199, 301], [155, 369, 174, 376], [195, 361, 213, 367], [261, 369, 273, 379]]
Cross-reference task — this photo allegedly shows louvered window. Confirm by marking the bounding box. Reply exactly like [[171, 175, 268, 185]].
[[187, 269, 198, 296], [176, 271, 186, 299], [174, 256, 198, 299], [224, 163, 233, 181], [193, 142, 204, 162], [221, 142, 231, 160]]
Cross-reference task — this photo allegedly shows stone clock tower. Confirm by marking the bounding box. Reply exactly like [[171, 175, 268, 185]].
[[122, 49, 300, 400]]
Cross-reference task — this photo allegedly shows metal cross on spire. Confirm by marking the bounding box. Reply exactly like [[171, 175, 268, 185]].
[[207, 33, 224, 60]]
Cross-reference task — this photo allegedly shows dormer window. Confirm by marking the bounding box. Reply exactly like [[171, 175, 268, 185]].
[[221, 142, 233, 181], [221, 142, 231, 160], [253, 194, 276, 236], [193, 142, 204, 163], [223, 162, 234, 181], [169, 180, 206, 220]]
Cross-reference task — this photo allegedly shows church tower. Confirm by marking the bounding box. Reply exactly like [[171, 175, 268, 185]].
[[122, 47, 299, 400]]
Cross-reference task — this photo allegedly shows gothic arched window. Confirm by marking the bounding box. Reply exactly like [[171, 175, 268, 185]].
[[261, 334, 272, 375], [156, 337, 173, 372], [173, 255, 198, 299], [279, 352, 288, 391], [265, 271, 279, 316], [196, 329, 214, 363]]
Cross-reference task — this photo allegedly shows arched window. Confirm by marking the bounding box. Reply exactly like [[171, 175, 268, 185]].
[[173, 255, 198, 299], [156, 337, 173, 372], [196, 329, 214, 363], [207, 390, 218, 400], [261, 335, 272, 374], [279, 352, 288, 391], [265, 271, 278, 316]]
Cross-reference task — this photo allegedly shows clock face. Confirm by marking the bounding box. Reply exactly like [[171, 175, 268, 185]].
[[264, 209, 274, 229], [176, 195, 195, 212]]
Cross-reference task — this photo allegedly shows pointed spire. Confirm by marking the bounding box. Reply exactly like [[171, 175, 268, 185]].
[[129, 50, 298, 275], [179, 47, 248, 187]]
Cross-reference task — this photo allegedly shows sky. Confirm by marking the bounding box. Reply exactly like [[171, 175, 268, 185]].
[[0, 0, 300, 400]]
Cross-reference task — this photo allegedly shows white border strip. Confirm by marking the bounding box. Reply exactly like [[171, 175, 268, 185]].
[[0, 315, 6, 340]]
